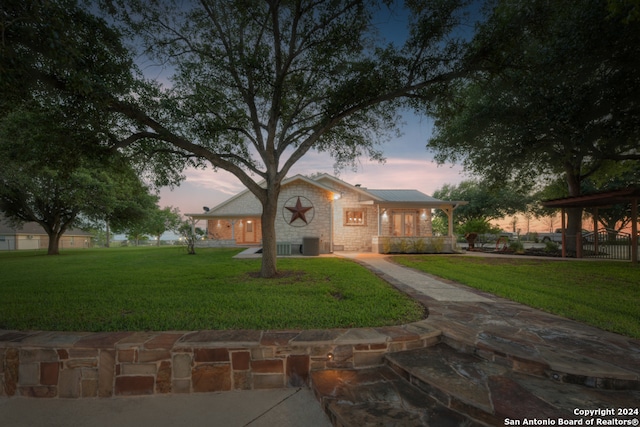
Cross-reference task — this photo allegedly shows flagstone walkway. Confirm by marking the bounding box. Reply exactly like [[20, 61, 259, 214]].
[[315, 252, 640, 426]]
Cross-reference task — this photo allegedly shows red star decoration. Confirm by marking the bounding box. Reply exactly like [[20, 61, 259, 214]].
[[285, 197, 313, 224]]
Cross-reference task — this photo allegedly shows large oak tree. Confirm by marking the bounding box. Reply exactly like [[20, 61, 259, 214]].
[[3, 0, 473, 276], [428, 0, 640, 254], [0, 105, 154, 255]]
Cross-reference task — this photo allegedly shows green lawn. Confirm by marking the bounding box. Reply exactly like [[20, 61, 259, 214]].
[[0, 247, 424, 332], [394, 255, 640, 339]]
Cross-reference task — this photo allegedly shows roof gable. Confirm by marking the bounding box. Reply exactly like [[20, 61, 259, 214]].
[[189, 174, 337, 218], [313, 174, 384, 201]]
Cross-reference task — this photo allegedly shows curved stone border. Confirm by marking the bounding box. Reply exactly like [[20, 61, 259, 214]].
[[0, 321, 440, 398]]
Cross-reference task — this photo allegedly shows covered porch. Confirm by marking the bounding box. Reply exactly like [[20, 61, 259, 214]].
[[367, 197, 467, 254], [542, 188, 639, 263], [187, 214, 262, 247]]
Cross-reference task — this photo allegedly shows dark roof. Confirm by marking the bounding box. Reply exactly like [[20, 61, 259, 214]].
[[542, 188, 640, 208], [365, 189, 442, 203]]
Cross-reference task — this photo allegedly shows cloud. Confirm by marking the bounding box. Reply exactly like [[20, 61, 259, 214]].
[[330, 157, 467, 196], [180, 168, 246, 196]]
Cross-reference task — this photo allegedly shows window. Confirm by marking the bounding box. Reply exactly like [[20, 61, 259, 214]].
[[344, 209, 366, 226]]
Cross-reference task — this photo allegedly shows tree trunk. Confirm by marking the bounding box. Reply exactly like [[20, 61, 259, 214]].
[[564, 171, 583, 255], [47, 232, 62, 255], [565, 207, 583, 256], [260, 193, 279, 278]]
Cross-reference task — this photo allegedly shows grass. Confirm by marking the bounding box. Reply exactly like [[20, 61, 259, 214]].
[[0, 247, 424, 332], [394, 255, 640, 339]]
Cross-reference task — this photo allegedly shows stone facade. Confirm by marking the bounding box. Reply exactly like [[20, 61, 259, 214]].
[[325, 180, 379, 252], [0, 323, 440, 398], [191, 174, 460, 254]]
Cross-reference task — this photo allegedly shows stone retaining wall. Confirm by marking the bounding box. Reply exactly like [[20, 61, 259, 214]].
[[0, 321, 440, 398]]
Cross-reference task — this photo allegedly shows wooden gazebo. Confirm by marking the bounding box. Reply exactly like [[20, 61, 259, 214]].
[[542, 188, 639, 263]]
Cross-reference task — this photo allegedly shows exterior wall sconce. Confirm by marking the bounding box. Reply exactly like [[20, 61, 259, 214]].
[[327, 353, 334, 361]]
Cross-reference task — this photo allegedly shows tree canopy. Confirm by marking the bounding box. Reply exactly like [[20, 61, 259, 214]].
[[3, 0, 475, 276], [427, 0, 640, 252], [0, 104, 153, 254], [433, 179, 531, 225]]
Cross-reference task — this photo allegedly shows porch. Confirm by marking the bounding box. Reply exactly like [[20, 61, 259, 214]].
[[542, 188, 639, 264]]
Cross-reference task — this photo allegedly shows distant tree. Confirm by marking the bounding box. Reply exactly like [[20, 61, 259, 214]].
[[177, 222, 205, 255], [433, 180, 531, 226], [117, 194, 160, 246], [583, 161, 640, 235], [0, 105, 150, 255], [102, 184, 160, 248], [458, 219, 502, 235], [147, 206, 182, 246], [3, 0, 474, 277], [531, 162, 640, 235], [428, 0, 640, 253], [118, 202, 183, 247]]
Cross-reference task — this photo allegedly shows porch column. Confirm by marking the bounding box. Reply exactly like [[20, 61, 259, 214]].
[[230, 220, 236, 240], [593, 208, 599, 256], [441, 206, 454, 238], [561, 208, 566, 258], [632, 198, 638, 264]]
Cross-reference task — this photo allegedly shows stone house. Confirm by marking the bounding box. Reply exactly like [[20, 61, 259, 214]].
[[187, 174, 466, 254]]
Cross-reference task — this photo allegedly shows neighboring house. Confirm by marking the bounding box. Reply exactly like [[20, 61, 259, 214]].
[[0, 217, 93, 251], [187, 174, 466, 254]]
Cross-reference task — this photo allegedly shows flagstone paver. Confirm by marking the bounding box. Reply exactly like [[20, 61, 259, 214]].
[[311, 252, 640, 426]]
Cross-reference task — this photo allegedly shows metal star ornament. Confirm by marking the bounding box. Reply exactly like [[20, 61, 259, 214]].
[[285, 197, 313, 224]]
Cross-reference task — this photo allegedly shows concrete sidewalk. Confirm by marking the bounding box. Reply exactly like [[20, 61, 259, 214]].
[[0, 388, 331, 427], [339, 252, 493, 302]]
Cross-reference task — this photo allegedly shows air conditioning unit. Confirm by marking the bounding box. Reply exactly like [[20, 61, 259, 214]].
[[276, 242, 291, 256]]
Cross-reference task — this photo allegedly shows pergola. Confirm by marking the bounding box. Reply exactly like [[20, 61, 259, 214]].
[[541, 188, 639, 263]]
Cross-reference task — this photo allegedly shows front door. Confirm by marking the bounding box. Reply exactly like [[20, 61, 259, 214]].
[[392, 212, 416, 236], [245, 220, 255, 242]]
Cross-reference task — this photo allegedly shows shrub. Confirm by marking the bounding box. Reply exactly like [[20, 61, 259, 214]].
[[457, 218, 501, 236], [381, 238, 392, 254], [412, 238, 426, 253], [432, 236, 445, 253], [544, 240, 560, 253], [509, 240, 525, 254]]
